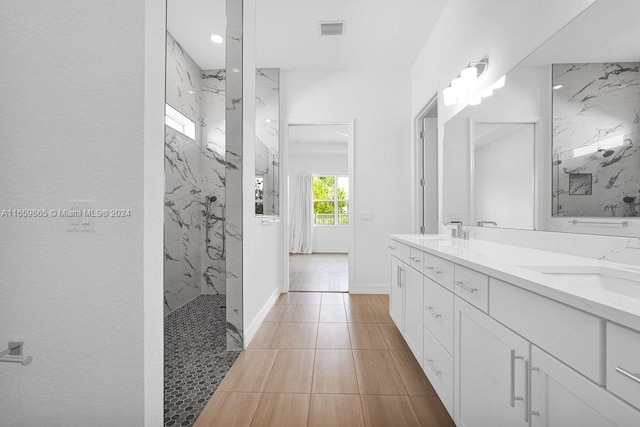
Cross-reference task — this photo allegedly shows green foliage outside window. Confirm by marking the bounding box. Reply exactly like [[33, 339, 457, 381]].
[[312, 176, 348, 225]]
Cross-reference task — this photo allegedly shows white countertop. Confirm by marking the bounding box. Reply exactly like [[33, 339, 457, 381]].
[[390, 234, 640, 331]]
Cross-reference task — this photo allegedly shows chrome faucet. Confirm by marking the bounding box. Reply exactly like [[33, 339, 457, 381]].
[[445, 220, 468, 240], [477, 221, 498, 227]]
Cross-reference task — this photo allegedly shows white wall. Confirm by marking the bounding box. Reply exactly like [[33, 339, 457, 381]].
[[410, 0, 596, 233], [0, 0, 165, 424], [289, 151, 349, 253], [283, 69, 412, 292], [243, 0, 282, 345]]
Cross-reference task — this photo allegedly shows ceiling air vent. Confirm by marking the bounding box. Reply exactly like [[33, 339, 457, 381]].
[[319, 21, 345, 36]]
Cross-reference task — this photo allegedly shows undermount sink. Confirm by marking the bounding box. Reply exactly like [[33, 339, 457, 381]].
[[519, 265, 640, 298]]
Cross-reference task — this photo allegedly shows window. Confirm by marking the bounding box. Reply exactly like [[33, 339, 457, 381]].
[[255, 176, 264, 215], [165, 104, 196, 140], [312, 175, 349, 225]]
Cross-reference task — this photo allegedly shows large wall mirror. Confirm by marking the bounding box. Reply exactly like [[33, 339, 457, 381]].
[[255, 69, 280, 216], [443, 0, 639, 237]]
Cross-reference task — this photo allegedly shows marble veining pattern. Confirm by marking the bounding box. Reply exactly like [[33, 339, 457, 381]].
[[552, 63, 640, 218], [200, 69, 227, 296], [470, 226, 640, 266], [225, 0, 243, 350], [165, 31, 228, 314], [255, 68, 280, 215]]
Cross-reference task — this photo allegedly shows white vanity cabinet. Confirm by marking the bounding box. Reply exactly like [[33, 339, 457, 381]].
[[388, 236, 640, 427], [389, 244, 423, 363], [454, 297, 530, 427], [530, 345, 640, 427]]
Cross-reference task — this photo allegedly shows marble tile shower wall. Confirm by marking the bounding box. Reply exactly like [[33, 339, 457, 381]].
[[164, 32, 227, 314], [255, 68, 280, 214], [552, 62, 640, 218], [224, 0, 244, 350]]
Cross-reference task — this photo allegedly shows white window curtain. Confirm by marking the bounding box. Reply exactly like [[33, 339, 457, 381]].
[[289, 173, 313, 254]]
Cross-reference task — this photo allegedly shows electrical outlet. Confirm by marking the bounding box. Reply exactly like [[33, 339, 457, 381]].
[[67, 199, 96, 232], [360, 211, 374, 221]]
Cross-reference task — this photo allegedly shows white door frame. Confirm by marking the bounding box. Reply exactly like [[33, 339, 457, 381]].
[[281, 120, 355, 293], [413, 95, 438, 234]]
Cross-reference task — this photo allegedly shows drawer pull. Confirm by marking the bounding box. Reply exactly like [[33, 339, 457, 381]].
[[453, 280, 478, 293], [426, 266, 443, 275], [425, 306, 442, 319], [425, 358, 441, 376], [615, 366, 640, 384], [387, 245, 395, 250], [510, 350, 525, 408]]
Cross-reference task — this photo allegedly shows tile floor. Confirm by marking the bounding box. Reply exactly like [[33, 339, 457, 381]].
[[289, 254, 348, 292], [165, 295, 239, 427], [194, 292, 455, 427]]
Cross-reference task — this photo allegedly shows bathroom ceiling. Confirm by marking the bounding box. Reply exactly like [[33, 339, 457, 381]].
[[168, 0, 447, 71], [167, 0, 226, 70], [257, 0, 447, 70]]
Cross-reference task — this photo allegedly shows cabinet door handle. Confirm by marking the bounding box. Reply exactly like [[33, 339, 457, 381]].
[[615, 367, 640, 384], [425, 306, 442, 318], [528, 365, 540, 420], [426, 266, 443, 275], [400, 268, 406, 286], [396, 265, 401, 288], [387, 245, 395, 249], [453, 280, 477, 293], [510, 350, 525, 408], [426, 358, 441, 376], [523, 359, 530, 423]]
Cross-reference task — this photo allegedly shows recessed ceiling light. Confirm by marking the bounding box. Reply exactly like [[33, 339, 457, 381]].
[[553, 84, 563, 90], [210, 34, 224, 44], [265, 119, 272, 123], [188, 90, 195, 94]]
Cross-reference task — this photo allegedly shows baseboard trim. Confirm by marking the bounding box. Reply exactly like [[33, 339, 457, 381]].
[[243, 287, 280, 348], [311, 249, 348, 254], [349, 283, 388, 294]]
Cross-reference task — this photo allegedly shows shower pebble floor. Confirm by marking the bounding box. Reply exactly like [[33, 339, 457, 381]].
[[164, 294, 239, 427]]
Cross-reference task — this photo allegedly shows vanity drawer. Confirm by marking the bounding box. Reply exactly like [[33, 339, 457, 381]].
[[490, 278, 605, 384], [409, 248, 424, 271], [606, 322, 640, 409], [387, 240, 397, 256], [453, 264, 489, 313], [393, 241, 411, 265], [423, 252, 454, 292], [423, 326, 454, 415], [423, 277, 454, 355]]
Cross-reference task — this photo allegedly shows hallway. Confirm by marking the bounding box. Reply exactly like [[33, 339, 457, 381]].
[[289, 254, 348, 292], [194, 292, 454, 426]]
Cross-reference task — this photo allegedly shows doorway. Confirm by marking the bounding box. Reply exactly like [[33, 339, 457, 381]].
[[416, 97, 439, 234], [283, 122, 354, 293]]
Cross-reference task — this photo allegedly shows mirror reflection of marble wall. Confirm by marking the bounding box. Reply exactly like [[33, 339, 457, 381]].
[[552, 62, 640, 217], [255, 68, 280, 216]]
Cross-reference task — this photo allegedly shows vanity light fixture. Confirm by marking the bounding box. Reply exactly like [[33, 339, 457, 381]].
[[443, 60, 505, 107], [210, 34, 224, 44]]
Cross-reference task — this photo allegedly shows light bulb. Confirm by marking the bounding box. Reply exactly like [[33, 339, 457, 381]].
[[451, 77, 465, 97], [443, 87, 457, 106], [461, 66, 478, 83]]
